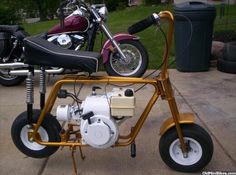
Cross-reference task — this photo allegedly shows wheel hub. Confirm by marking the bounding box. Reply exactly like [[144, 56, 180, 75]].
[[119, 50, 135, 65], [169, 137, 203, 166], [110, 43, 142, 76], [20, 125, 49, 151]]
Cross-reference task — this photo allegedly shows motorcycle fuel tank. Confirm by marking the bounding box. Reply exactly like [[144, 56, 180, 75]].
[[48, 15, 89, 35]]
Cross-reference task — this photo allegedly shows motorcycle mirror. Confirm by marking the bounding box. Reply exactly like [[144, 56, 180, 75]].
[[59, 4, 65, 29]]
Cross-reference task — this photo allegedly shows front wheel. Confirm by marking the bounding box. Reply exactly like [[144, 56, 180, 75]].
[[159, 124, 213, 172], [104, 40, 148, 77]]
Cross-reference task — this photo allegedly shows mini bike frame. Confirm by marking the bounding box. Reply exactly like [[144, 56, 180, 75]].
[[27, 11, 195, 155]]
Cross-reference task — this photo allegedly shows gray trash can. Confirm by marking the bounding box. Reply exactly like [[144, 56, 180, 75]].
[[174, 1, 216, 72]]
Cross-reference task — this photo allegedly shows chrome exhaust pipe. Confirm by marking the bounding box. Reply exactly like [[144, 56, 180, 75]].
[[10, 68, 65, 76], [0, 62, 65, 75], [0, 63, 29, 69]]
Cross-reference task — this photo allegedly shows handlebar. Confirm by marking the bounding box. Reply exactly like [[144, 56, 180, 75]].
[[128, 11, 174, 78], [128, 13, 160, 34]]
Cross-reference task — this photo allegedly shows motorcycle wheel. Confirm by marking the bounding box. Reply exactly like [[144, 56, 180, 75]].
[[0, 70, 26, 86], [104, 40, 148, 77], [11, 110, 62, 158], [159, 124, 213, 172]]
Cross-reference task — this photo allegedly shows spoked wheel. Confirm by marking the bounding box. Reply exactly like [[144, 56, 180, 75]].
[[0, 69, 26, 86], [159, 124, 213, 172], [105, 40, 148, 77], [11, 110, 62, 158]]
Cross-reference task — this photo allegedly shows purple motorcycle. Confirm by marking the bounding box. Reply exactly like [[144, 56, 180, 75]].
[[0, 0, 148, 86]]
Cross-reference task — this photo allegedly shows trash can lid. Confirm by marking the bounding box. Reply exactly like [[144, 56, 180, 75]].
[[174, 1, 216, 12]]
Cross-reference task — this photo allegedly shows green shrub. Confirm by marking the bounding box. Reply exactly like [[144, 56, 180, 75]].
[[0, 5, 20, 24], [144, 0, 161, 5], [106, 0, 127, 11], [88, 0, 127, 11]]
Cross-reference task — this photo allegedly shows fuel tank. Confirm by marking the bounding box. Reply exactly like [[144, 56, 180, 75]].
[[48, 15, 89, 35]]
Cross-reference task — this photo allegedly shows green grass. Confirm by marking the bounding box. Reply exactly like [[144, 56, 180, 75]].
[[214, 4, 236, 31], [22, 4, 236, 69], [23, 20, 59, 35]]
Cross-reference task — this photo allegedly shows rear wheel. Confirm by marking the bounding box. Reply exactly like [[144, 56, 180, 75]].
[[11, 110, 62, 158], [159, 124, 213, 172], [0, 70, 26, 86], [0, 31, 28, 86], [104, 40, 148, 77]]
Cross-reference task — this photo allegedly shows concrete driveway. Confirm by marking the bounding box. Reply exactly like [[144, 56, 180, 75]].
[[0, 68, 236, 175]]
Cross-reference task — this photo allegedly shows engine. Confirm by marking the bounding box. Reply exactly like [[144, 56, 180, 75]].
[[56, 88, 135, 149], [47, 34, 84, 50]]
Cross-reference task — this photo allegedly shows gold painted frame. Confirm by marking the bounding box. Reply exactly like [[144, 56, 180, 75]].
[[29, 11, 194, 153]]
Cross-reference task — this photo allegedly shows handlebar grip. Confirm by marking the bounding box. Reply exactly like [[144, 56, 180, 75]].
[[128, 15, 156, 35]]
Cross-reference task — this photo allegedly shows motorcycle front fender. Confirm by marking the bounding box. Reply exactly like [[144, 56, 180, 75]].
[[100, 33, 139, 64]]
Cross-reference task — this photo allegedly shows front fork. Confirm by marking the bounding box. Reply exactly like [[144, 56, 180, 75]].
[[91, 7, 127, 60], [100, 22, 127, 60], [159, 77, 190, 156], [100, 33, 139, 64], [26, 66, 46, 125], [26, 67, 34, 125]]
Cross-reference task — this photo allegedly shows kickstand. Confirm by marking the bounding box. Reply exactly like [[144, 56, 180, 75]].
[[71, 146, 86, 175], [79, 146, 86, 160]]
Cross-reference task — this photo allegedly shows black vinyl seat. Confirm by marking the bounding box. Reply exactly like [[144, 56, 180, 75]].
[[0, 25, 23, 34], [0, 25, 27, 40], [24, 35, 101, 74]]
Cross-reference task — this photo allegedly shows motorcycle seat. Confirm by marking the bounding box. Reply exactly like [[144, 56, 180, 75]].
[[24, 35, 101, 74], [0, 25, 24, 35]]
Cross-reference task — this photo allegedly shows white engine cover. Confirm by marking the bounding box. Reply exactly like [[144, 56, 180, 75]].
[[57, 34, 72, 49], [80, 114, 119, 149], [81, 95, 110, 116]]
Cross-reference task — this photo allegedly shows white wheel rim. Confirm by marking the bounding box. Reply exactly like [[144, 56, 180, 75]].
[[20, 125, 49, 151], [169, 137, 203, 166]]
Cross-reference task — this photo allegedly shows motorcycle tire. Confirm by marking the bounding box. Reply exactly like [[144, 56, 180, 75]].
[[11, 110, 62, 158], [0, 30, 29, 86], [217, 58, 236, 74], [0, 73, 26, 86], [104, 40, 148, 77], [223, 42, 236, 62]]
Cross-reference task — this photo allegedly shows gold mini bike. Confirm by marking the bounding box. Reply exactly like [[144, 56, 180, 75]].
[[11, 11, 213, 173]]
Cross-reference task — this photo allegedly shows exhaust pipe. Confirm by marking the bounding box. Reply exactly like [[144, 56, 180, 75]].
[[0, 62, 64, 75], [10, 68, 65, 76], [0, 63, 29, 69]]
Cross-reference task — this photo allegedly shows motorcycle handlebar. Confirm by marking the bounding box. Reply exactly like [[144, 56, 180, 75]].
[[128, 14, 159, 35]]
